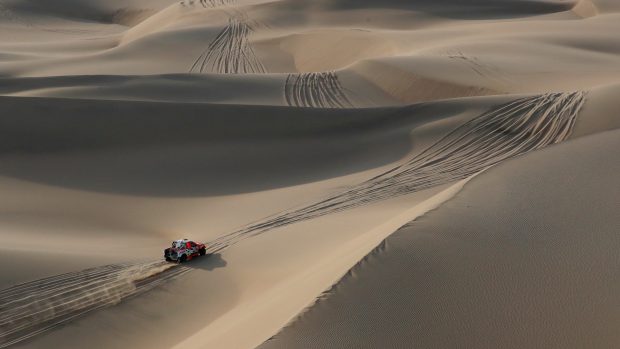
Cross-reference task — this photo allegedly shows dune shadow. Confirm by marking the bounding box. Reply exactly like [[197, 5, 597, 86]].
[[206, 91, 586, 252], [185, 253, 227, 271], [325, 0, 576, 19], [0, 97, 413, 197]]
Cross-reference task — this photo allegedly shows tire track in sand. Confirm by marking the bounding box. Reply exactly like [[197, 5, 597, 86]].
[[189, 12, 266, 74], [181, 0, 236, 9], [0, 91, 585, 347], [0, 261, 190, 348], [208, 91, 586, 251], [447, 49, 512, 87], [284, 71, 354, 108], [200, 0, 235, 7]]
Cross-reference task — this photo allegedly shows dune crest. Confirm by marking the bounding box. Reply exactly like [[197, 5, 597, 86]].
[[1, 0, 619, 348], [572, 0, 599, 17]]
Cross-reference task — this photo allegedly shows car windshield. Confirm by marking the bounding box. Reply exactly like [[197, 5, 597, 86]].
[[172, 241, 183, 248]]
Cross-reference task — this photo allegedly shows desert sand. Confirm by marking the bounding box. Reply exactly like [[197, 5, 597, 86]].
[[260, 128, 620, 349], [0, 0, 618, 348]]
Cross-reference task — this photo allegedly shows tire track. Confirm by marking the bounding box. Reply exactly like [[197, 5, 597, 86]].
[[0, 261, 190, 348], [208, 91, 586, 251], [447, 50, 511, 86], [0, 91, 585, 347], [181, 0, 236, 9], [189, 13, 266, 74], [200, 0, 235, 7], [284, 71, 354, 108]]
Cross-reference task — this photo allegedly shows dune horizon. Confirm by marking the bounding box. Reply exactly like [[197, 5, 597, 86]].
[[1, 0, 619, 348]]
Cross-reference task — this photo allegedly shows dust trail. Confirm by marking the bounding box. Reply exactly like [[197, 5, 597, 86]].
[[0, 261, 190, 348], [208, 91, 586, 251], [189, 13, 266, 74], [284, 71, 354, 108]]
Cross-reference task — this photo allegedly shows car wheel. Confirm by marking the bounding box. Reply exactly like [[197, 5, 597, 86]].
[[199, 248, 206, 256], [179, 254, 187, 263]]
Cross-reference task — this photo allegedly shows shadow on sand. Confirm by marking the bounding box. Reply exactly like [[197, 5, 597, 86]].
[[184, 253, 227, 271]]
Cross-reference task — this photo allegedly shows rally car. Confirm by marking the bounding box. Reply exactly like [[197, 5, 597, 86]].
[[164, 239, 207, 263]]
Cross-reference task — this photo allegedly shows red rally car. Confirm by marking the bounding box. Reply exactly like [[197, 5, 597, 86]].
[[164, 239, 207, 263]]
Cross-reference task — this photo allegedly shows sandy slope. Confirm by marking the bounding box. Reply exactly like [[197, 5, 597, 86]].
[[259, 129, 620, 349], [1, 0, 619, 348], [2, 0, 619, 105], [2, 88, 617, 348]]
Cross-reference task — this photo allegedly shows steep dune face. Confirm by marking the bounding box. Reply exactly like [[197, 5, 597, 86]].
[[259, 129, 620, 349], [1, 0, 619, 348]]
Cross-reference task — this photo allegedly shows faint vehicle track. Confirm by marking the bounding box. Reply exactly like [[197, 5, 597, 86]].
[[181, 0, 236, 8], [448, 50, 488, 77], [447, 49, 511, 87], [208, 91, 586, 251], [189, 13, 266, 74], [200, 0, 235, 7], [284, 71, 354, 108], [0, 91, 586, 347], [0, 261, 189, 348]]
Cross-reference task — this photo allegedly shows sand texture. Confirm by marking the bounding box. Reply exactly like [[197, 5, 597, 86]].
[[0, 0, 619, 348], [259, 129, 620, 349]]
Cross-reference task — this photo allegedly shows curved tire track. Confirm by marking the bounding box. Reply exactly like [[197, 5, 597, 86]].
[[0, 91, 585, 347], [181, 0, 236, 9], [190, 13, 266, 74], [0, 261, 189, 348], [209, 91, 586, 250], [447, 49, 511, 87], [200, 0, 236, 7], [284, 71, 354, 108]]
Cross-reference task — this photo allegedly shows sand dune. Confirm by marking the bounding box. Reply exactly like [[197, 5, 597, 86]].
[[0, 261, 188, 348], [259, 129, 620, 349], [207, 91, 586, 252], [284, 71, 354, 108], [189, 13, 266, 74], [1, 0, 619, 348], [2, 87, 616, 348]]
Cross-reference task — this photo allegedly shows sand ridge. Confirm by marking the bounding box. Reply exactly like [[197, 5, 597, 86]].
[[0, 0, 619, 348], [259, 129, 620, 349], [207, 91, 586, 253], [0, 90, 597, 348]]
